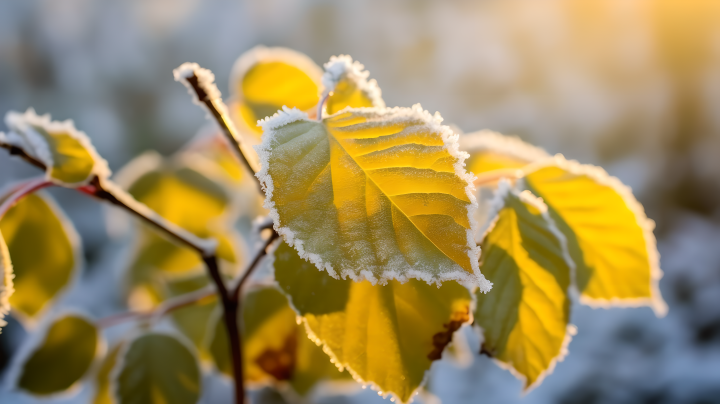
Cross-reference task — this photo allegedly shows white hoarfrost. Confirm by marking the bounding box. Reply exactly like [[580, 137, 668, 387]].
[[521, 154, 668, 317], [321, 55, 385, 107], [255, 104, 492, 292], [0, 231, 14, 333], [173, 62, 223, 106], [459, 130, 550, 164], [2, 109, 110, 187]]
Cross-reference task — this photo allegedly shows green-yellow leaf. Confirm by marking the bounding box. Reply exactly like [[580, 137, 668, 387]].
[[274, 241, 472, 403], [322, 55, 385, 116], [92, 344, 121, 404], [475, 184, 573, 390], [0, 230, 13, 333], [116, 153, 239, 287], [16, 314, 98, 394], [257, 106, 489, 289], [166, 274, 217, 350], [209, 284, 347, 394], [0, 192, 78, 318], [521, 155, 667, 315], [114, 333, 200, 404], [229, 46, 322, 137], [459, 130, 548, 177], [2, 109, 110, 186]]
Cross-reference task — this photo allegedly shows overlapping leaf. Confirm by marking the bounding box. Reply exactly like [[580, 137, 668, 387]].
[[0, 230, 12, 333], [459, 130, 548, 178], [92, 345, 120, 404], [209, 285, 347, 395], [114, 333, 201, 404], [257, 105, 489, 289], [474, 184, 573, 389], [229, 46, 323, 137], [520, 155, 667, 315], [0, 192, 79, 319], [0, 109, 109, 186], [166, 274, 217, 350], [274, 241, 472, 403], [14, 313, 98, 394], [115, 152, 239, 292], [322, 55, 385, 116]]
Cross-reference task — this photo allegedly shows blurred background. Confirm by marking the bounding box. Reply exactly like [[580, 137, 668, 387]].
[[1, 0, 720, 403]]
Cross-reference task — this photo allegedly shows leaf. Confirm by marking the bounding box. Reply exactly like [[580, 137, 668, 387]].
[[229, 46, 322, 137], [0, 192, 79, 319], [322, 55, 385, 116], [474, 183, 573, 389], [274, 241, 472, 403], [520, 155, 667, 315], [2, 109, 110, 186], [116, 152, 239, 287], [166, 274, 217, 350], [114, 333, 201, 404], [92, 344, 121, 404], [0, 230, 13, 333], [257, 105, 489, 289], [459, 130, 548, 176], [208, 284, 347, 395], [15, 313, 99, 394]]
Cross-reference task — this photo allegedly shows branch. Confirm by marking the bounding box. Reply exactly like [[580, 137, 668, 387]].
[[0, 142, 46, 171], [173, 63, 261, 182], [232, 231, 279, 301], [97, 285, 216, 329]]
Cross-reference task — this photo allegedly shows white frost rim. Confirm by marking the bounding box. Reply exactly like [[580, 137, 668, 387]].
[[321, 55, 385, 112], [255, 104, 491, 291], [521, 154, 667, 317], [459, 130, 550, 165], [3, 109, 111, 187]]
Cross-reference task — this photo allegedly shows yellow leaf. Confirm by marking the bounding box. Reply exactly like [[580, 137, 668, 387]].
[[92, 344, 121, 404], [115, 152, 240, 287], [257, 105, 489, 289], [274, 241, 471, 403], [15, 313, 99, 394], [475, 183, 573, 390], [2, 109, 110, 186], [322, 55, 385, 116], [459, 130, 548, 177], [229, 46, 322, 137], [0, 192, 79, 319], [521, 155, 667, 316], [0, 230, 13, 333]]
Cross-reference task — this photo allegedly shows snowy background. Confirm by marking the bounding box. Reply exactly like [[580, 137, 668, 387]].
[[1, 0, 720, 403]]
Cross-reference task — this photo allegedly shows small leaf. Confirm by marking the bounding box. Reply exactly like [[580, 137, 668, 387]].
[[459, 130, 548, 176], [322, 55, 385, 116], [0, 230, 13, 333], [229, 46, 323, 137], [2, 109, 110, 186], [15, 313, 98, 394], [92, 344, 121, 404], [114, 333, 201, 404], [166, 274, 217, 350], [116, 153, 239, 286], [257, 105, 489, 289], [521, 155, 667, 315], [475, 183, 573, 389], [0, 192, 79, 319], [274, 242, 472, 403]]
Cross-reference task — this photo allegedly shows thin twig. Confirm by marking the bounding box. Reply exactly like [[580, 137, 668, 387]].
[[232, 231, 279, 302], [97, 285, 216, 329], [0, 177, 53, 220], [0, 142, 46, 171]]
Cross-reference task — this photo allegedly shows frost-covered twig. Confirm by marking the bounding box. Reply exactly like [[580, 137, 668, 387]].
[[173, 63, 261, 183], [96, 285, 216, 329]]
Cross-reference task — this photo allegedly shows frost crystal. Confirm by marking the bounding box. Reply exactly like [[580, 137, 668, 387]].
[[173, 62, 223, 106], [322, 55, 384, 107]]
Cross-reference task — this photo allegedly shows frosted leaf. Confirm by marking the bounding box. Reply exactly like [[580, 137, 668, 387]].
[[256, 104, 490, 290], [2, 109, 110, 186], [322, 55, 385, 116], [459, 130, 549, 177]]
